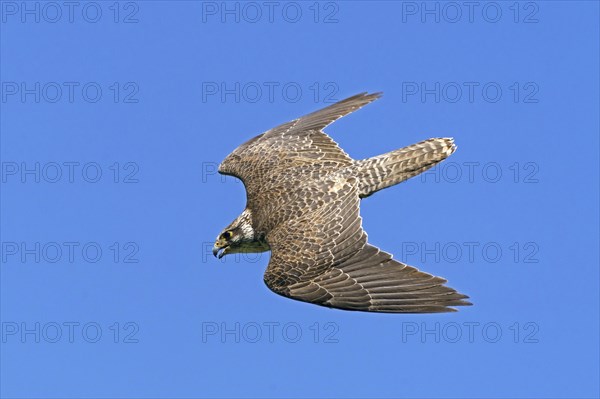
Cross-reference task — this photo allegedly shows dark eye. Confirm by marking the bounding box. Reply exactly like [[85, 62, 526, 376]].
[[222, 231, 232, 240]]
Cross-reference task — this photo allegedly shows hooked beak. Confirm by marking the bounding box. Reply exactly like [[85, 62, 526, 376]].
[[212, 242, 228, 259]]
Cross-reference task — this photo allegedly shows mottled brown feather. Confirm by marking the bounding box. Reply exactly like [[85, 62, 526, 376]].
[[217, 92, 471, 313]]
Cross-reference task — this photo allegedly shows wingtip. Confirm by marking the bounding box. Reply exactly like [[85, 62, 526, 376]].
[[445, 302, 472, 313], [347, 91, 383, 102], [365, 91, 383, 101], [453, 298, 473, 308]]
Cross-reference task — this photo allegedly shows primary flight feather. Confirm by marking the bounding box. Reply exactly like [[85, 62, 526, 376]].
[[213, 92, 471, 313]]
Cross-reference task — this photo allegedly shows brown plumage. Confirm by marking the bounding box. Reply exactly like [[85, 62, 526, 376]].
[[213, 92, 471, 313]]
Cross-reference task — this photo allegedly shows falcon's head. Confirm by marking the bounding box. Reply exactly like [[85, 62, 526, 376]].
[[213, 209, 269, 259]]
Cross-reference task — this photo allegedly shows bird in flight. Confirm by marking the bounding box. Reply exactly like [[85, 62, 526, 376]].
[[213, 92, 471, 313]]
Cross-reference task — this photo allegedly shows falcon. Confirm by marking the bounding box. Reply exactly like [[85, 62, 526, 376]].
[[213, 92, 471, 313]]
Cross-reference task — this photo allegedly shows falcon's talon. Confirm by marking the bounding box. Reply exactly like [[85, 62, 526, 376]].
[[212, 92, 471, 313]]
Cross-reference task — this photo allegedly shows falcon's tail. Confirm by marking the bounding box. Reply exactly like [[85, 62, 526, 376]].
[[355, 138, 456, 198]]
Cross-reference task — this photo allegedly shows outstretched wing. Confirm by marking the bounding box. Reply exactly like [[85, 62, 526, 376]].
[[269, 243, 472, 313], [272, 91, 382, 134], [218, 93, 381, 199], [263, 176, 471, 313]]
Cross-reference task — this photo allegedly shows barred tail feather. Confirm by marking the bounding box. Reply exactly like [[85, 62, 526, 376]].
[[356, 138, 456, 198]]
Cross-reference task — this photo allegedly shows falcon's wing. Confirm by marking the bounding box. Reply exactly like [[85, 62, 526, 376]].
[[263, 176, 471, 313], [269, 244, 472, 313], [271, 92, 382, 135], [218, 93, 381, 198]]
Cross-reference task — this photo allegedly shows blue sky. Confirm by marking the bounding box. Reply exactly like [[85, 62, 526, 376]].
[[1, 1, 598, 398]]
